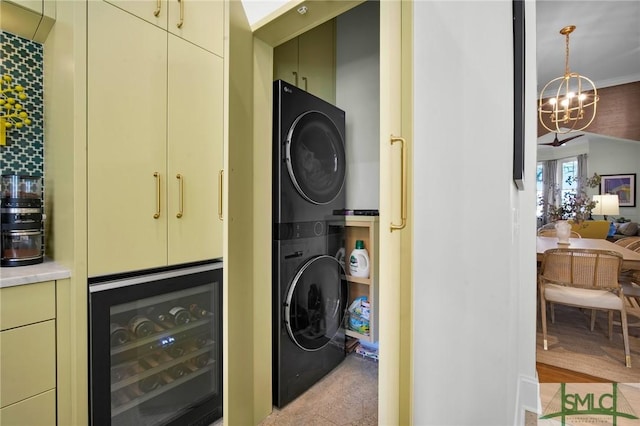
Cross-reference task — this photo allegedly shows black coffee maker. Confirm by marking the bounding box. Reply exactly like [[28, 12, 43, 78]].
[[1, 174, 44, 266]]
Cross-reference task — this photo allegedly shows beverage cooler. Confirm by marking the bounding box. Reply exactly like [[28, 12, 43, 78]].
[[89, 261, 223, 426]]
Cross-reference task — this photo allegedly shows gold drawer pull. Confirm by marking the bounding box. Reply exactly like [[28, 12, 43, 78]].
[[153, 172, 161, 219], [302, 76, 308, 91], [292, 71, 298, 87], [177, 0, 184, 28], [153, 0, 161, 16], [390, 136, 407, 231], [176, 174, 184, 218]]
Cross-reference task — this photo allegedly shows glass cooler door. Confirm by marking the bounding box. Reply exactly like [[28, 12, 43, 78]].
[[89, 262, 222, 426]]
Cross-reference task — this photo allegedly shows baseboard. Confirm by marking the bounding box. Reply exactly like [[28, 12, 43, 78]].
[[514, 373, 540, 425]]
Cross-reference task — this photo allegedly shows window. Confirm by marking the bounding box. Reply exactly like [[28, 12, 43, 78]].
[[537, 156, 578, 219], [559, 157, 578, 203], [536, 163, 544, 217]]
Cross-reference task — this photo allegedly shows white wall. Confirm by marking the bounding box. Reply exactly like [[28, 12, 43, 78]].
[[413, 1, 538, 424], [336, 1, 380, 210], [589, 138, 640, 221], [537, 135, 640, 221]]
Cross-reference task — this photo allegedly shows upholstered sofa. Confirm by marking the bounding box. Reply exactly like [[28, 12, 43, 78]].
[[610, 221, 640, 241], [570, 220, 611, 239], [538, 220, 611, 239]]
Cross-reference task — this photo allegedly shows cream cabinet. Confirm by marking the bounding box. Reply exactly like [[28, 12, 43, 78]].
[[104, 0, 223, 56], [273, 19, 336, 103], [0, 0, 55, 42], [0, 281, 56, 425], [343, 217, 379, 343], [87, 0, 223, 276]]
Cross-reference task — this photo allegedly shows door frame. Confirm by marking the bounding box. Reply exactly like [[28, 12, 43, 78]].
[[236, 1, 414, 424]]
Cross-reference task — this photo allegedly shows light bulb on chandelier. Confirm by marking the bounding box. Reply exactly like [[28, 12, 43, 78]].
[[538, 25, 599, 134]]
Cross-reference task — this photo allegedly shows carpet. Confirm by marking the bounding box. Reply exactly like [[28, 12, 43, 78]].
[[536, 304, 640, 383]]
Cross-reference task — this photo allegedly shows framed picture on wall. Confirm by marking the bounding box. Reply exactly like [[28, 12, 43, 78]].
[[600, 173, 636, 207]]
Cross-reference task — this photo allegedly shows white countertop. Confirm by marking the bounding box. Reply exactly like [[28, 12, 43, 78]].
[[0, 259, 71, 288]]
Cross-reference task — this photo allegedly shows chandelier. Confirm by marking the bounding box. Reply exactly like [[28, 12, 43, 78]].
[[538, 25, 598, 134]]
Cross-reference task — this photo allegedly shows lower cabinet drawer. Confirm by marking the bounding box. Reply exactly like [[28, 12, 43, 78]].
[[0, 320, 56, 408], [0, 281, 56, 331], [0, 389, 56, 426]]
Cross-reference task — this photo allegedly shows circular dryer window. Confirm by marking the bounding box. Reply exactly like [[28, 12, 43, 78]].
[[284, 255, 348, 351], [285, 111, 346, 205]]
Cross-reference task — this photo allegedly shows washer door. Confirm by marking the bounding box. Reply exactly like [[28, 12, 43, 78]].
[[285, 111, 346, 205], [284, 255, 347, 351]]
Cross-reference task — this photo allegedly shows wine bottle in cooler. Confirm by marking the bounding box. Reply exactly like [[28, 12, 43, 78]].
[[110, 364, 130, 382], [150, 311, 175, 330], [168, 363, 188, 379], [128, 314, 155, 337], [131, 359, 161, 393], [188, 352, 210, 369], [189, 303, 212, 319], [195, 334, 208, 348], [167, 305, 191, 325], [110, 323, 129, 346], [166, 342, 186, 358]]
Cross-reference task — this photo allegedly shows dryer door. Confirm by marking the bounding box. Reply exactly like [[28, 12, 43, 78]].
[[284, 255, 348, 351], [285, 111, 346, 205]]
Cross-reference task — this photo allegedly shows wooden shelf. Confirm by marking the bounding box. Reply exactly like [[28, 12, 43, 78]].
[[342, 274, 371, 286], [346, 329, 371, 340], [343, 217, 378, 344]]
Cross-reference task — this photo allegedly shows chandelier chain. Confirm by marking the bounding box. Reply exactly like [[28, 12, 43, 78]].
[[564, 31, 571, 75]]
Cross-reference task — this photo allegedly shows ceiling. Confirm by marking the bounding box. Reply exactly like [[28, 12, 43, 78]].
[[536, 0, 640, 94]]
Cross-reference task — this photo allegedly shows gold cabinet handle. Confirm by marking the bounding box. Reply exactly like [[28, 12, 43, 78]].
[[177, 0, 184, 28], [292, 71, 298, 87], [218, 170, 223, 221], [390, 136, 407, 231], [302, 76, 308, 91], [153, 0, 161, 16], [176, 174, 184, 218], [153, 172, 161, 219]]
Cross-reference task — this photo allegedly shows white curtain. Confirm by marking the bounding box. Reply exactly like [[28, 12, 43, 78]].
[[576, 153, 588, 195], [542, 159, 557, 224]]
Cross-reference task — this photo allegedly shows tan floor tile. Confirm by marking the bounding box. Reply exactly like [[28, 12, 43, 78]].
[[259, 353, 378, 425]]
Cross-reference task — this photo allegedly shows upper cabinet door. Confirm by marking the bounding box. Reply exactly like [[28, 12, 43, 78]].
[[273, 19, 336, 104], [104, 0, 169, 30], [298, 19, 335, 103], [273, 36, 299, 86], [167, 35, 224, 264], [167, 0, 224, 56], [88, 1, 168, 276]]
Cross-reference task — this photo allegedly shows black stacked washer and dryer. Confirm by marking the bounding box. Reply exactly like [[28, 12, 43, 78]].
[[272, 80, 349, 408]]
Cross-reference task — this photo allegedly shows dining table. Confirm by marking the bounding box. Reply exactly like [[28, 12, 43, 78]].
[[537, 236, 640, 271]]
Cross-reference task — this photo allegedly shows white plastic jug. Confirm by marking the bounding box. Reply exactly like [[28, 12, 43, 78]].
[[349, 240, 370, 278]]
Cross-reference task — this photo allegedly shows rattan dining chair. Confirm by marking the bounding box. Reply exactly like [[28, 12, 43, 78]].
[[537, 229, 582, 238], [614, 236, 640, 250], [539, 248, 631, 368]]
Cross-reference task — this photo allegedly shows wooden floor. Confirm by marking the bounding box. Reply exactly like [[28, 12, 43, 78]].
[[536, 362, 610, 383]]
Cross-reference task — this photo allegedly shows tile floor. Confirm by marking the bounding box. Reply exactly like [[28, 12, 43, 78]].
[[212, 355, 538, 425], [260, 353, 379, 425]]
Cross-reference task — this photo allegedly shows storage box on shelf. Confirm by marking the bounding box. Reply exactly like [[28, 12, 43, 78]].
[[342, 216, 378, 343]]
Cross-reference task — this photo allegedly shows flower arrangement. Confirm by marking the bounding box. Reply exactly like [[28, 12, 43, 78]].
[[544, 173, 601, 225]]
